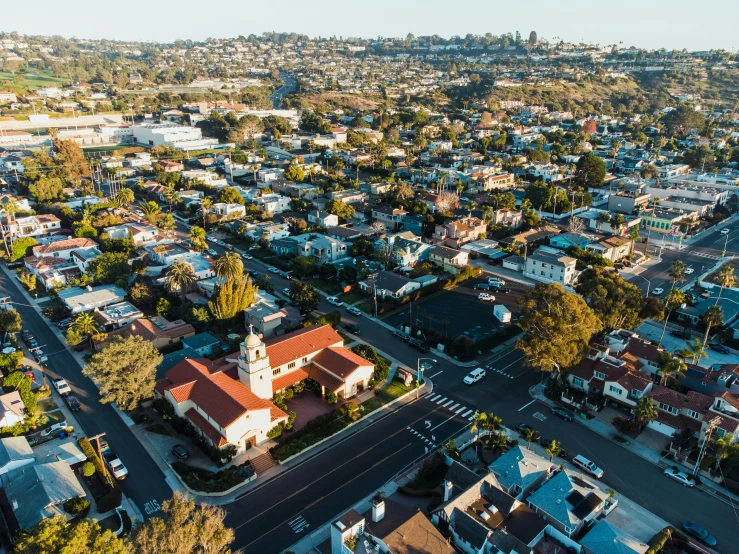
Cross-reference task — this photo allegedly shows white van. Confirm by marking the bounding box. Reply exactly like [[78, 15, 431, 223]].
[[572, 454, 603, 478]]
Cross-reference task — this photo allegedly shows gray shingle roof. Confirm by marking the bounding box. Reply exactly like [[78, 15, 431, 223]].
[[489, 445, 551, 493], [0, 437, 33, 470], [580, 520, 649, 554]]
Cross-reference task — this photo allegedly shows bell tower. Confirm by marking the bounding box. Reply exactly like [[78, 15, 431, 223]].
[[238, 326, 273, 399]]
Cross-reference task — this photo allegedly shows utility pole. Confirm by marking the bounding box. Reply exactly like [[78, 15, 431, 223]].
[[0, 297, 9, 311], [90, 433, 113, 486], [694, 417, 721, 477]]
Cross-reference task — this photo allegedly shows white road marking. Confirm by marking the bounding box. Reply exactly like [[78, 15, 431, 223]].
[[533, 412, 547, 421], [428, 371, 443, 379], [429, 394, 441, 401], [449, 403, 460, 411], [435, 397, 447, 404], [518, 399, 537, 412], [455, 406, 467, 414], [461, 409, 474, 418], [442, 400, 454, 408], [431, 413, 458, 431], [492, 355, 525, 373]]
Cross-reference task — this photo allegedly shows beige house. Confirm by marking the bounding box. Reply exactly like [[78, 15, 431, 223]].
[[586, 236, 632, 262], [434, 216, 486, 248], [429, 246, 469, 274], [99, 316, 195, 351]]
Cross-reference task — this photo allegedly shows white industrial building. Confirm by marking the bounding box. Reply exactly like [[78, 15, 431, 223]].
[[131, 123, 219, 151]]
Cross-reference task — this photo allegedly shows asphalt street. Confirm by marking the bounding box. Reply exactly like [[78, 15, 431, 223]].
[[225, 394, 473, 553], [269, 74, 297, 109], [0, 269, 172, 519]]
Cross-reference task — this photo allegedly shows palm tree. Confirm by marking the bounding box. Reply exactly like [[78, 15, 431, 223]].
[[679, 338, 708, 366], [471, 412, 487, 443], [701, 305, 724, 347], [251, 164, 259, 184], [658, 288, 685, 346], [200, 197, 213, 228], [521, 427, 537, 449], [0, 198, 19, 258], [633, 397, 658, 430], [668, 260, 686, 290], [70, 312, 101, 349], [595, 211, 611, 231], [545, 439, 561, 461], [138, 201, 161, 223], [713, 265, 736, 305], [443, 439, 459, 459], [165, 259, 197, 300], [114, 188, 134, 208], [162, 187, 181, 212], [657, 352, 687, 386], [214, 252, 244, 280], [189, 225, 206, 251]]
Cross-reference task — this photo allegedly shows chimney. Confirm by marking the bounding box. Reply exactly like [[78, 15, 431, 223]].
[[372, 498, 385, 523], [444, 480, 454, 502]]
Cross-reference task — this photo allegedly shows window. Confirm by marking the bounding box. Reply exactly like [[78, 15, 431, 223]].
[[687, 410, 700, 419], [302, 357, 308, 364], [288, 362, 296, 370], [595, 371, 606, 380], [573, 377, 584, 387], [273, 368, 281, 376], [609, 385, 622, 395], [659, 403, 678, 415], [632, 390, 641, 398]]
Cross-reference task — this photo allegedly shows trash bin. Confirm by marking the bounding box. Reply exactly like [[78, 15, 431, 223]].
[[59, 431, 67, 439]]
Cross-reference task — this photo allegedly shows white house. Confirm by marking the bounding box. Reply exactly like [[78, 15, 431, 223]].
[[0, 392, 25, 428], [211, 203, 246, 219], [523, 251, 578, 286], [253, 194, 291, 214], [3, 214, 62, 239], [104, 222, 159, 246]]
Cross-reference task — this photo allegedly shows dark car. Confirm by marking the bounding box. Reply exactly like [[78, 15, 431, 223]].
[[551, 406, 575, 421], [709, 343, 730, 354], [516, 423, 540, 440], [670, 330, 691, 340], [171, 444, 190, 460], [473, 283, 491, 290], [391, 330, 410, 342], [64, 396, 81, 412], [344, 323, 360, 334], [408, 338, 431, 353], [491, 286, 510, 293], [682, 521, 717, 547], [249, 270, 260, 278]]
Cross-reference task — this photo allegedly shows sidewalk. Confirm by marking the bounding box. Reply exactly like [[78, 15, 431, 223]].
[[529, 382, 739, 507]]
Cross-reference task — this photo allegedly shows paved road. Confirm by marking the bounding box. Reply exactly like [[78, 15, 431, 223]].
[[269, 74, 297, 109], [225, 393, 472, 553], [0, 269, 172, 519]]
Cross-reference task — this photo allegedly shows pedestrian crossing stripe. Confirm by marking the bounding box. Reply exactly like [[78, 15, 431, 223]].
[[435, 397, 447, 404], [456, 406, 466, 414], [449, 402, 460, 410], [442, 400, 454, 407], [461, 409, 474, 418], [429, 394, 441, 401]]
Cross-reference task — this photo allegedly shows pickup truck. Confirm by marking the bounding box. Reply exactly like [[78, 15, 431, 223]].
[[101, 442, 128, 480]]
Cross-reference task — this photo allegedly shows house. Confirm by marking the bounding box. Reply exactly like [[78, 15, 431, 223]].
[[639, 208, 696, 235], [549, 232, 591, 250], [146, 242, 191, 266], [155, 325, 374, 452], [523, 251, 578, 286], [607, 192, 650, 215], [329, 189, 366, 204], [211, 202, 246, 219], [241, 222, 290, 242], [58, 285, 126, 314], [575, 209, 641, 236], [526, 162, 563, 183], [101, 316, 195, 351], [587, 236, 632, 262], [701, 392, 739, 444], [372, 205, 407, 231], [253, 193, 292, 214], [245, 298, 286, 338], [181, 332, 221, 356], [527, 470, 606, 538], [434, 216, 486, 249], [359, 271, 422, 299], [0, 437, 34, 475], [469, 172, 515, 192], [402, 214, 427, 236], [307, 210, 339, 228], [581, 520, 648, 554], [492, 209, 523, 228], [92, 301, 143, 330], [327, 226, 365, 241], [489, 445, 554, 500], [23, 256, 81, 289], [429, 246, 469, 274], [4, 461, 86, 530], [104, 222, 159, 246], [273, 234, 350, 265], [29, 238, 99, 264], [3, 214, 62, 239], [677, 288, 739, 329], [647, 386, 712, 438], [0, 392, 25, 428]]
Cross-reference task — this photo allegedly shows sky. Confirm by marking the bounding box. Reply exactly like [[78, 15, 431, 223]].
[[3, 0, 738, 52]]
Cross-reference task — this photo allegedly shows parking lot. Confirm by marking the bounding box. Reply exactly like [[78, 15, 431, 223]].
[[382, 278, 527, 341]]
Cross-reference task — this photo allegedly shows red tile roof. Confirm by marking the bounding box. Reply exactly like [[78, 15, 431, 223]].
[[157, 358, 286, 429], [615, 371, 652, 392], [306, 364, 344, 392], [265, 325, 343, 369], [185, 408, 229, 447], [312, 347, 373, 379], [715, 392, 739, 411], [655, 410, 702, 434], [272, 368, 309, 393], [32, 237, 97, 255], [706, 409, 739, 433], [105, 319, 195, 343], [622, 338, 662, 363]]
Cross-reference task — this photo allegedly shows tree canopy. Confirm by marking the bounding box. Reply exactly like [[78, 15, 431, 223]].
[[576, 153, 606, 187], [208, 275, 258, 320], [14, 515, 126, 554], [576, 268, 649, 330]]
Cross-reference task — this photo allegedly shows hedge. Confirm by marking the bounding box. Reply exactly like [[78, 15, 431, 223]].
[[78, 438, 106, 477], [171, 461, 252, 493]]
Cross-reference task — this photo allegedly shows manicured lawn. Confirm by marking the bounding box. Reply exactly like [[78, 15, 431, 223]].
[[37, 397, 58, 413], [0, 69, 67, 91], [307, 278, 342, 295], [357, 300, 375, 315], [338, 291, 365, 304], [361, 380, 414, 413]]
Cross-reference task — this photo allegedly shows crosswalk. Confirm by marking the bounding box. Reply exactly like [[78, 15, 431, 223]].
[[427, 393, 477, 421], [287, 515, 309, 534]]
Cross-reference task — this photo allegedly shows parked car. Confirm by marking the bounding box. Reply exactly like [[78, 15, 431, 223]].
[[207, 248, 218, 256], [1, 347, 15, 355], [478, 293, 496, 302], [281, 271, 292, 280], [53, 378, 71, 396], [32, 349, 48, 363], [490, 286, 510, 293], [344, 323, 360, 334], [709, 343, 731, 354], [57, 318, 71, 330], [540, 439, 568, 458], [685, 267, 694, 275], [282, 287, 291, 297], [651, 287, 664, 296], [488, 277, 505, 286], [171, 444, 190, 460], [682, 521, 717, 547], [391, 330, 410, 342], [572, 454, 604, 478], [551, 406, 574, 421], [720, 228, 730, 235], [242, 253, 253, 260], [103, 449, 129, 481], [41, 422, 68, 437], [473, 283, 491, 290], [268, 266, 280, 274], [664, 468, 695, 487], [346, 306, 362, 316], [326, 296, 344, 307], [670, 330, 691, 340], [408, 338, 431, 353], [463, 367, 486, 385], [516, 423, 540, 440], [64, 395, 81, 412], [249, 270, 260, 278]]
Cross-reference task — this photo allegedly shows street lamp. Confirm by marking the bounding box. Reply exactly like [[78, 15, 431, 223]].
[[632, 274, 651, 296], [416, 357, 437, 399]]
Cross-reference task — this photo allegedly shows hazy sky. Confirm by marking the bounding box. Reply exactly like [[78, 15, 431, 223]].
[[4, 0, 738, 52]]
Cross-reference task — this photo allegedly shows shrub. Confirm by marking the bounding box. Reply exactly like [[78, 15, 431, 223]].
[[64, 496, 90, 516], [286, 411, 297, 431], [171, 461, 252, 493], [267, 424, 283, 439], [81, 462, 96, 477], [324, 390, 338, 404], [270, 404, 357, 461], [78, 438, 106, 477]]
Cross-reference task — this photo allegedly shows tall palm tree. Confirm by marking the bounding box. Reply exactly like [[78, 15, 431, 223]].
[[657, 353, 687, 386], [678, 338, 708, 366], [545, 439, 561, 461], [162, 187, 181, 212], [595, 211, 611, 231], [713, 265, 735, 305], [0, 198, 19, 258], [189, 225, 206, 251], [702, 305, 724, 347], [114, 188, 134, 208], [200, 197, 213, 228], [712, 436, 735, 471], [658, 288, 685, 346], [70, 312, 101, 348], [668, 260, 687, 289], [521, 427, 537, 449], [634, 397, 659, 430], [214, 252, 244, 280], [471, 412, 487, 443], [138, 201, 161, 223], [165, 260, 197, 300]]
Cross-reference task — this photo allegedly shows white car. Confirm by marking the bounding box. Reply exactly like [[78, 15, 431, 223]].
[[207, 248, 218, 256], [685, 268, 694, 275], [651, 287, 664, 296], [268, 267, 280, 274], [463, 367, 486, 385], [663, 468, 695, 487], [53, 378, 71, 396], [721, 228, 730, 235], [572, 454, 604, 478], [346, 306, 362, 316], [326, 296, 344, 307], [488, 277, 505, 286], [478, 293, 496, 302], [282, 287, 291, 297], [242, 254, 253, 260]]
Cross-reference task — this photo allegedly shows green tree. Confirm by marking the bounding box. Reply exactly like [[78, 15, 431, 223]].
[[576, 268, 646, 330], [290, 281, 319, 316], [129, 280, 156, 307], [114, 188, 135, 208], [156, 297, 172, 316], [657, 351, 686, 386], [324, 199, 355, 221], [471, 412, 488, 444], [28, 176, 65, 202], [216, 187, 245, 205], [11, 237, 38, 262], [208, 275, 258, 320], [713, 265, 736, 305], [213, 252, 244, 280], [83, 335, 162, 410], [517, 283, 602, 373], [67, 312, 101, 348], [284, 164, 305, 182], [702, 305, 724, 347], [128, 492, 235, 554], [0, 309, 22, 334], [290, 256, 318, 279], [658, 288, 685, 346], [668, 260, 686, 289], [139, 200, 161, 223], [576, 153, 606, 187], [663, 104, 705, 136], [165, 260, 197, 300], [14, 515, 126, 554], [189, 225, 207, 251], [521, 427, 537, 448], [634, 397, 659, 430], [678, 337, 708, 366], [545, 439, 561, 461], [89, 252, 131, 285]]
